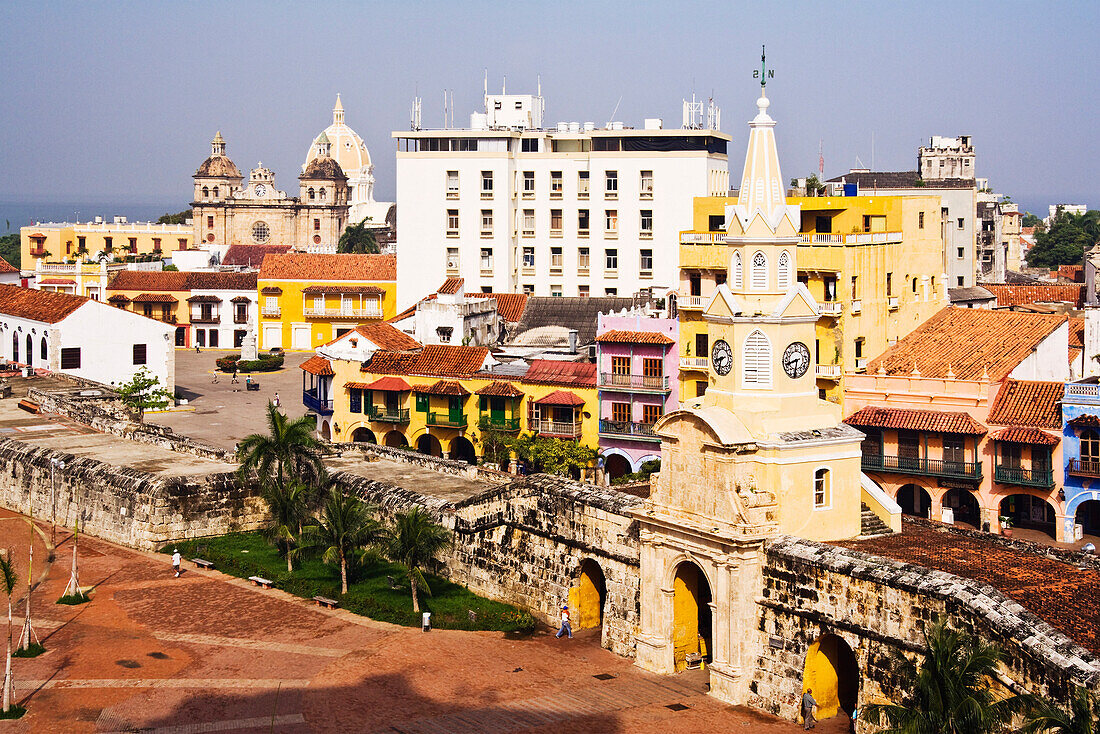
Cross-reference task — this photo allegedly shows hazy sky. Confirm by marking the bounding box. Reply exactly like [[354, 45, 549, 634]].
[[3, 1, 1097, 215]]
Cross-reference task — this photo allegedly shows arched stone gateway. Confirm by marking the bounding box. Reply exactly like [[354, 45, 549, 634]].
[[569, 559, 606, 630], [943, 487, 981, 529], [415, 433, 442, 458], [672, 561, 712, 672], [449, 436, 476, 465], [1075, 499, 1100, 536], [897, 483, 932, 517], [383, 430, 408, 448], [1000, 493, 1056, 538], [604, 453, 632, 481], [801, 633, 858, 722], [319, 420, 331, 441], [350, 426, 376, 444]]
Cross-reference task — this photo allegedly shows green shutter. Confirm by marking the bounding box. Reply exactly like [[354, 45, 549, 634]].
[[416, 393, 429, 412]]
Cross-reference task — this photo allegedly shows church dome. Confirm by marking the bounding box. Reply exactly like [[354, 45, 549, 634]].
[[300, 155, 346, 181], [303, 95, 372, 175], [195, 132, 242, 179]]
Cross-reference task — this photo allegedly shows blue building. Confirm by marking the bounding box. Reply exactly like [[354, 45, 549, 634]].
[[1060, 378, 1100, 540]]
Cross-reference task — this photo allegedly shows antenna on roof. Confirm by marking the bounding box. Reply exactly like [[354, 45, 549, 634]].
[[606, 95, 623, 129]]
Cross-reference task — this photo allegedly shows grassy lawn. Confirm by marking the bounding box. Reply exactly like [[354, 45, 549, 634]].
[[164, 532, 537, 633]]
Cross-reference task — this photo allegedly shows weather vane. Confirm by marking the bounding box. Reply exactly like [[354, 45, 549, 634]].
[[753, 44, 774, 87]]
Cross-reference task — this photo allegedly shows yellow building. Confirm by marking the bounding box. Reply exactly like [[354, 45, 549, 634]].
[[301, 323, 600, 466], [257, 253, 398, 351], [21, 221, 193, 267], [678, 193, 947, 404]]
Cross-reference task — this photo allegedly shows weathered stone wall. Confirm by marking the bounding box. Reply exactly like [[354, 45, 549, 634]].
[[750, 536, 1100, 726], [341, 441, 512, 483]]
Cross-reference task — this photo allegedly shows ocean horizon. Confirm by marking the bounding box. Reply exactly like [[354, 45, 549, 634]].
[[0, 200, 186, 235]]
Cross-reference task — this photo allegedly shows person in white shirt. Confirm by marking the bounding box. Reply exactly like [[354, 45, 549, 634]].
[[172, 549, 182, 578], [555, 605, 572, 639]]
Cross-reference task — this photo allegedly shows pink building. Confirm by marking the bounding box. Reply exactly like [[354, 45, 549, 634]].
[[595, 311, 678, 480]]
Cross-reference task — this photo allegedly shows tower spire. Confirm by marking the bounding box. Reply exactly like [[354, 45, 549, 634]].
[[211, 131, 226, 157], [333, 94, 344, 124]]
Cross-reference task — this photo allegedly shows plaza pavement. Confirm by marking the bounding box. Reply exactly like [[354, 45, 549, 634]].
[[0, 508, 849, 734]]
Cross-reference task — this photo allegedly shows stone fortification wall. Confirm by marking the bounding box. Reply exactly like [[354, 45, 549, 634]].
[[0, 439, 265, 550], [750, 535, 1100, 724], [340, 442, 512, 484]]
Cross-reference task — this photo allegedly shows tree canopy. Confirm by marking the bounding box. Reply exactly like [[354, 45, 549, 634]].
[[115, 367, 173, 421], [0, 234, 19, 270], [156, 209, 191, 225], [337, 217, 379, 254], [1027, 209, 1100, 269], [1021, 212, 1044, 228]]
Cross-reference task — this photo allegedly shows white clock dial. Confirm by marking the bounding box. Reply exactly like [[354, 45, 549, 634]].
[[254, 184, 267, 198], [711, 339, 733, 376]]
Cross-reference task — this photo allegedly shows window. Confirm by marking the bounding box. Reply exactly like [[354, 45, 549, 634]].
[[918, 211, 925, 229], [605, 288, 617, 296], [522, 247, 535, 268], [550, 285, 562, 297], [605, 170, 618, 197], [957, 276, 965, 287], [813, 468, 830, 508], [551, 246, 563, 269], [207, 215, 214, 229], [349, 388, 363, 413], [446, 209, 459, 235], [912, 277, 919, 294], [235, 303, 248, 322], [446, 170, 459, 198], [695, 380, 707, 398], [742, 329, 771, 387], [778, 251, 791, 288], [445, 247, 460, 271], [1082, 429, 1100, 464], [640, 209, 653, 236], [40, 337, 47, 361], [61, 347, 81, 369], [522, 171, 535, 197], [578, 285, 590, 297], [605, 248, 618, 270], [143, 303, 154, 318], [319, 188, 326, 201], [436, 326, 453, 343], [751, 251, 767, 290], [314, 218, 321, 231], [578, 247, 590, 269], [886, 272, 893, 296], [195, 329, 206, 347], [640, 249, 653, 273], [521, 138, 539, 152], [855, 338, 865, 359], [152, 238, 161, 253], [643, 357, 662, 378], [640, 170, 653, 198], [251, 221, 270, 244], [480, 248, 493, 270], [611, 356, 630, 376], [308, 188, 315, 201], [550, 209, 563, 234], [480, 209, 493, 235], [604, 209, 618, 234], [957, 247, 965, 258], [695, 333, 709, 357], [957, 218, 965, 230], [522, 209, 535, 236], [202, 186, 209, 198], [550, 171, 562, 198], [732, 251, 743, 289], [578, 209, 590, 234], [522, 284, 535, 295], [611, 402, 631, 423], [577, 171, 590, 198], [415, 393, 429, 412], [642, 404, 662, 424], [709, 214, 725, 232], [104, 237, 113, 251], [481, 170, 493, 197]]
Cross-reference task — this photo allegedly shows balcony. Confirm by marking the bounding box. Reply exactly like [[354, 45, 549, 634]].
[[815, 364, 841, 379], [190, 315, 220, 324], [534, 419, 582, 439], [798, 232, 903, 245], [479, 416, 521, 431], [850, 299, 862, 314], [599, 373, 670, 392], [819, 301, 842, 317], [994, 464, 1054, 488], [368, 406, 410, 423], [679, 356, 709, 371], [862, 453, 982, 481], [233, 315, 249, 324], [427, 412, 467, 428], [261, 306, 281, 317], [599, 419, 659, 441], [303, 389, 333, 415], [1067, 458, 1100, 477], [303, 306, 383, 320], [887, 296, 899, 310], [680, 295, 706, 310]]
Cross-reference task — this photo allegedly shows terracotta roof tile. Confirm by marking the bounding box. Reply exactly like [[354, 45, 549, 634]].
[[222, 244, 292, 268], [299, 355, 334, 376], [438, 277, 464, 294], [989, 427, 1059, 446], [981, 283, 1085, 308], [0, 258, 18, 274], [475, 381, 525, 397], [595, 329, 675, 345], [132, 293, 178, 303], [186, 295, 221, 303], [845, 406, 987, 435], [0, 283, 87, 323], [321, 322, 420, 352], [1069, 317, 1084, 349], [108, 270, 257, 292], [186, 272, 257, 290], [260, 253, 396, 281], [987, 380, 1064, 429], [361, 376, 411, 392], [522, 359, 596, 387], [415, 379, 470, 396], [38, 278, 75, 285], [1069, 414, 1100, 427], [361, 344, 488, 378], [534, 390, 585, 406], [867, 307, 1066, 382], [482, 293, 528, 322]]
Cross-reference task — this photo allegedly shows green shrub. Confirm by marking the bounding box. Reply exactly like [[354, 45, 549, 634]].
[[13, 642, 46, 658], [215, 355, 284, 373], [57, 592, 91, 605]]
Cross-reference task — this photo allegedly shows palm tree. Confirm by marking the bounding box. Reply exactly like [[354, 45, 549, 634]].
[[302, 489, 386, 594], [260, 481, 311, 573], [864, 618, 1026, 733], [1020, 686, 1100, 734], [383, 507, 451, 613], [237, 402, 324, 491], [0, 550, 17, 714]]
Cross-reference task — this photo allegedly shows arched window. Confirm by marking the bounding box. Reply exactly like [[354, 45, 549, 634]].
[[40, 337, 47, 361], [912, 277, 919, 294], [11, 333, 18, 363], [201, 186, 209, 199], [212, 186, 219, 198], [731, 251, 743, 289], [319, 188, 327, 201], [777, 250, 791, 288], [813, 468, 830, 507], [751, 251, 768, 290], [742, 329, 772, 387], [1082, 429, 1100, 464], [308, 188, 315, 201], [251, 221, 270, 244]]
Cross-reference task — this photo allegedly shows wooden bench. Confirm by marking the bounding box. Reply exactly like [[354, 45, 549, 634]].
[[17, 399, 39, 414], [313, 595, 340, 609], [191, 558, 215, 570], [248, 575, 274, 589]]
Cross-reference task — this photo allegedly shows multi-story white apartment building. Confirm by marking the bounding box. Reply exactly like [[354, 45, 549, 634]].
[[393, 90, 730, 310]]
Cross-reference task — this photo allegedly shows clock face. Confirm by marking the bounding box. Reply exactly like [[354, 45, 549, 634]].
[[711, 339, 733, 376], [782, 341, 811, 379], [254, 184, 267, 198]]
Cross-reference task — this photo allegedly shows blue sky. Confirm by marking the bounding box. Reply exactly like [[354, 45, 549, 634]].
[[2, 1, 1097, 216]]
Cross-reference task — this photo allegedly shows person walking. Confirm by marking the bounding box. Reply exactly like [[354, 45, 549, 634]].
[[555, 605, 572, 639], [272, 392, 281, 408], [171, 549, 182, 578], [231, 364, 239, 383], [801, 689, 818, 730]]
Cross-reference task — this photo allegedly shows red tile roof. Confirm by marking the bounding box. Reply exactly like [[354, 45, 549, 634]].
[[0, 258, 17, 274], [299, 355, 334, 376], [337, 323, 420, 352], [108, 270, 257, 292], [221, 244, 291, 268], [987, 380, 1064, 429], [361, 376, 412, 392], [438, 277, 464, 294], [595, 329, 675, 345], [1069, 317, 1084, 349], [415, 379, 470, 396], [534, 390, 586, 406], [476, 381, 525, 397], [523, 359, 596, 387], [361, 344, 488, 378], [1069, 414, 1100, 427], [867, 307, 1067, 382], [131, 293, 178, 303], [187, 272, 258, 290], [982, 283, 1085, 308], [1056, 265, 1084, 282], [389, 291, 528, 325], [260, 253, 396, 281], [989, 427, 1059, 446], [845, 406, 988, 435], [38, 278, 75, 285], [0, 283, 88, 323]]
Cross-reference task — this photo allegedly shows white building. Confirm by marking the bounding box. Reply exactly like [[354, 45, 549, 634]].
[[1047, 204, 1088, 227], [393, 88, 730, 310], [0, 284, 175, 392], [185, 272, 259, 350], [390, 277, 503, 347], [919, 135, 975, 180]]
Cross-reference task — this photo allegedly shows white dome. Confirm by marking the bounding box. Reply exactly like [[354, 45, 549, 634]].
[[304, 95, 372, 175]]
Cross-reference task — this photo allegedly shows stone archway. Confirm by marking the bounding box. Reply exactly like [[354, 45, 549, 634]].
[[383, 430, 408, 449], [802, 633, 859, 721], [943, 487, 981, 529], [1000, 494, 1056, 538], [449, 435, 476, 465], [570, 559, 606, 630], [350, 426, 376, 444], [319, 420, 331, 441], [897, 484, 932, 518], [672, 561, 712, 672], [604, 453, 633, 481], [416, 433, 443, 458], [1075, 499, 1100, 536]]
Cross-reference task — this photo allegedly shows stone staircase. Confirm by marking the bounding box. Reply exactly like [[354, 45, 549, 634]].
[[861, 502, 892, 537]]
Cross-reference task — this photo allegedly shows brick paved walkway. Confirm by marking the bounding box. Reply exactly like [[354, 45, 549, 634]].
[[0, 508, 840, 734]]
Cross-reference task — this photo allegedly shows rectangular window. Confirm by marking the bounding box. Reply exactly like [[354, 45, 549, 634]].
[[918, 211, 925, 229], [104, 237, 113, 251], [349, 388, 362, 414], [479, 209, 493, 236], [446, 170, 459, 198], [642, 403, 662, 424], [522, 247, 535, 268], [957, 276, 965, 286], [128, 237, 137, 252], [605, 248, 618, 270], [522, 171, 535, 197], [578, 247, 590, 269], [481, 170, 493, 197], [957, 247, 965, 258], [643, 357, 662, 378], [640, 209, 653, 236], [709, 214, 725, 232], [313, 218, 320, 231], [446, 209, 459, 235], [522, 284, 534, 295], [578, 209, 590, 235], [605, 287, 617, 296], [480, 248, 493, 270], [522, 209, 535, 236], [550, 171, 562, 198], [957, 217, 965, 229], [850, 276, 858, 300], [886, 272, 893, 296], [207, 216, 214, 229], [611, 402, 631, 423], [604, 209, 618, 234], [605, 170, 618, 198], [446, 247, 460, 271], [61, 347, 81, 369], [521, 138, 539, 152], [143, 303, 154, 317], [814, 470, 829, 508], [695, 333, 709, 357], [551, 246, 563, 269], [577, 171, 589, 198], [235, 303, 247, 322], [415, 393, 429, 412], [611, 356, 630, 375], [823, 275, 837, 301], [132, 344, 146, 365], [152, 237, 161, 253], [855, 338, 865, 359], [550, 209, 563, 234], [550, 285, 562, 297], [695, 380, 707, 398], [578, 285, 590, 297], [640, 249, 653, 272], [640, 170, 653, 198]]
